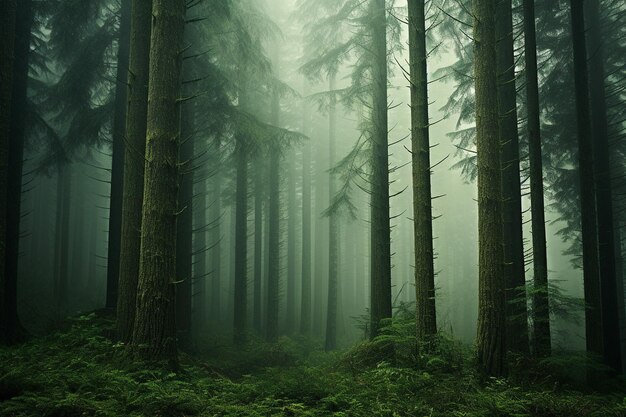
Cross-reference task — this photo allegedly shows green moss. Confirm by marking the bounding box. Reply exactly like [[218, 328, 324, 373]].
[[0, 314, 624, 416]]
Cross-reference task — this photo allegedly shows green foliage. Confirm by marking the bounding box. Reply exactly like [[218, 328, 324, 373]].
[[0, 314, 624, 416]]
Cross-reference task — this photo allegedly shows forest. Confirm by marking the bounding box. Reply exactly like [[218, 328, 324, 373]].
[[0, 0, 625, 415]]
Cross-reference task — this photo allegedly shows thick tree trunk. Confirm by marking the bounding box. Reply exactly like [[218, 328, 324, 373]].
[[175, 109, 193, 348], [473, 0, 507, 377], [253, 157, 263, 333], [116, 0, 152, 343], [585, 0, 622, 372], [233, 133, 248, 345], [266, 89, 281, 343], [570, 0, 603, 360], [325, 77, 339, 351], [129, 0, 185, 365], [408, 0, 437, 343], [369, 0, 392, 340], [300, 139, 312, 335], [496, 0, 529, 354], [4, 0, 32, 344], [523, 0, 551, 358], [106, 0, 131, 310], [0, 0, 16, 345]]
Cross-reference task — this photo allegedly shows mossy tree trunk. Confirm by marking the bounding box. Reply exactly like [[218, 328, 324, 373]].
[[473, 0, 507, 377], [369, 0, 392, 340], [116, 0, 152, 343], [129, 0, 186, 365], [496, 0, 529, 354], [570, 0, 603, 360], [522, 0, 551, 358], [105, 0, 131, 311], [408, 0, 437, 343]]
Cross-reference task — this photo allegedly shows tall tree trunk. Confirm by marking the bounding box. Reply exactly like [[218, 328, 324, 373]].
[[473, 0, 507, 377], [300, 138, 312, 335], [253, 157, 263, 332], [266, 89, 281, 343], [175, 109, 193, 348], [129, 0, 185, 365], [497, 0, 529, 354], [53, 165, 72, 320], [0, 0, 16, 345], [369, 0, 392, 340], [408, 0, 437, 343], [233, 133, 248, 345], [4, 0, 32, 344], [286, 148, 297, 334], [193, 170, 208, 331], [106, 0, 131, 310], [585, 0, 622, 372], [570, 0, 603, 360], [325, 76, 339, 351], [210, 137, 222, 326], [116, 0, 152, 343], [523, 0, 551, 358]]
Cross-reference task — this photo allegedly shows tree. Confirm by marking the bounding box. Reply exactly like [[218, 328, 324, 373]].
[[105, 0, 131, 311], [407, 0, 436, 343], [116, 0, 152, 343], [569, 0, 603, 360], [522, 0, 551, 357], [496, 0, 529, 354], [473, 0, 507, 377], [233, 125, 249, 345], [300, 136, 312, 335], [253, 157, 264, 332], [0, 0, 17, 345], [129, 0, 186, 364]]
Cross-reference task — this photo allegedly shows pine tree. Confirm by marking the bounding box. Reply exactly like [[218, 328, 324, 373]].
[[473, 0, 507, 377], [129, 0, 186, 364]]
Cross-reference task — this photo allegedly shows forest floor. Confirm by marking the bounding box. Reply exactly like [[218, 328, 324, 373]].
[[0, 313, 625, 417]]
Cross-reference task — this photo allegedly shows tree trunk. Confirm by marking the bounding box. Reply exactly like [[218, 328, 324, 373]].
[[369, 0, 392, 340], [497, 0, 529, 354], [408, 0, 437, 343], [0, 0, 16, 345], [253, 157, 263, 333], [233, 132, 248, 345], [325, 76, 339, 351], [523, 0, 551, 358], [4, 0, 32, 344], [116, 0, 152, 343], [53, 165, 72, 320], [473, 0, 507, 377], [105, 0, 131, 310], [286, 148, 297, 334], [570, 0, 603, 360], [585, 0, 622, 372], [266, 89, 281, 343], [300, 138, 312, 335], [209, 137, 222, 326], [175, 108, 193, 348], [129, 0, 185, 365], [193, 168, 208, 331]]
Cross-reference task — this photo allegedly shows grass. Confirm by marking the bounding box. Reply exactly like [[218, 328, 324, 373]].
[[0, 313, 624, 416]]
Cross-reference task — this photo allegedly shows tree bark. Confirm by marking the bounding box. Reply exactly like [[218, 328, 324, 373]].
[[585, 0, 622, 372], [209, 137, 222, 326], [253, 157, 263, 333], [570, 0, 603, 360], [300, 138, 312, 335], [129, 0, 186, 365], [497, 0, 529, 354], [0, 0, 16, 345], [53, 165, 72, 320], [233, 132, 248, 345], [106, 0, 131, 310], [473, 0, 507, 377], [369, 0, 392, 340], [286, 147, 297, 334], [408, 0, 437, 343], [523, 0, 551, 358], [116, 0, 152, 343]]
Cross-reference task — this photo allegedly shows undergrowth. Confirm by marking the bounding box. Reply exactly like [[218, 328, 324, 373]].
[[0, 313, 624, 416]]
